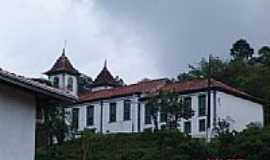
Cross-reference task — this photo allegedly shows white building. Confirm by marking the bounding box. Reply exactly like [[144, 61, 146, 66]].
[[45, 52, 264, 138], [0, 68, 77, 160]]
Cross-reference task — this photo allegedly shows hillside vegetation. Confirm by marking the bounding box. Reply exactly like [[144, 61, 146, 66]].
[[36, 127, 270, 160]]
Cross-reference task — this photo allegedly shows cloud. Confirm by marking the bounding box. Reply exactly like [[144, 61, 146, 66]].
[[0, 0, 269, 83]]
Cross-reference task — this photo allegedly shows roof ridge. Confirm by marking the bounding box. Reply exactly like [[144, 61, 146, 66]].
[[0, 68, 77, 100], [79, 78, 167, 100]]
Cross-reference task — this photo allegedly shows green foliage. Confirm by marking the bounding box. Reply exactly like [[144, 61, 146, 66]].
[[258, 46, 270, 66], [78, 73, 93, 94], [36, 126, 270, 160], [177, 39, 270, 123], [39, 106, 69, 146], [230, 39, 254, 61], [146, 91, 194, 130]]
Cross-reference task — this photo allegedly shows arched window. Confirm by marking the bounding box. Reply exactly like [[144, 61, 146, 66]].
[[67, 77, 73, 91], [53, 77, 59, 88]]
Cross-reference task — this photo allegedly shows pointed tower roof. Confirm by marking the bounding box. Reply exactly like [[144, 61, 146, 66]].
[[93, 60, 119, 87], [45, 48, 80, 76]]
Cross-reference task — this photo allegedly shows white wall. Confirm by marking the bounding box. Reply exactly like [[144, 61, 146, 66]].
[[70, 95, 140, 133], [49, 73, 78, 96], [71, 90, 264, 139], [0, 84, 36, 160], [140, 92, 209, 138], [64, 74, 78, 96], [91, 86, 113, 92], [215, 91, 264, 132]]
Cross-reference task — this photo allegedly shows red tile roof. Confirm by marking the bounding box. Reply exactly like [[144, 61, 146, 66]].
[[80, 79, 167, 102], [93, 62, 119, 87], [80, 78, 261, 104], [162, 79, 258, 102], [0, 68, 78, 102], [45, 49, 79, 76]]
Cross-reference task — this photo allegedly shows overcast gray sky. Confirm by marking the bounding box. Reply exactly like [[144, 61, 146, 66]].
[[0, 0, 269, 83]]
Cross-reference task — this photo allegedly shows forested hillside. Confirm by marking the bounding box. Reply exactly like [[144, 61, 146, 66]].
[[177, 39, 270, 123]]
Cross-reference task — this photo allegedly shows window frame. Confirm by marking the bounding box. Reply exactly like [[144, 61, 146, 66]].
[[86, 105, 94, 126], [184, 121, 191, 134], [67, 77, 73, 91], [123, 100, 131, 121], [109, 103, 117, 123], [72, 108, 79, 130], [184, 97, 192, 113], [198, 95, 206, 117], [199, 119, 206, 132], [53, 77, 59, 88], [144, 104, 152, 125]]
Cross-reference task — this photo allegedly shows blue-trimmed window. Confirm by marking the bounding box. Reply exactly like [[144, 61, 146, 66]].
[[124, 100, 131, 121], [87, 106, 94, 126], [109, 103, 117, 122], [198, 95, 206, 116]]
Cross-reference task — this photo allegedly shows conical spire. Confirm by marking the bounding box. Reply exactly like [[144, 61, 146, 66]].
[[62, 48, 66, 56], [44, 48, 79, 76], [93, 60, 119, 87], [104, 59, 107, 68]]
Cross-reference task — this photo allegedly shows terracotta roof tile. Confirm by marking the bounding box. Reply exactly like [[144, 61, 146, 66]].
[[0, 68, 78, 101], [80, 79, 167, 102], [93, 63, 119, 87], [162, 79, 254, 100], [80, 78, 261, 104], [45, 49, 79, 75]]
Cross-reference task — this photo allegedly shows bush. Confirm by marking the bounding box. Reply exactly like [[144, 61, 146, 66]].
[[36, 127, 270, 160]]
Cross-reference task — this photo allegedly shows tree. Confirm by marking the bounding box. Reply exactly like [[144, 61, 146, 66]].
[[230, 39, 254, 61], [42, 105, 69, 146], [177, 57, 228, 84], [146, 91, 194, 131], [258, 46, 270, 66], [177, 73, 194, 82], [78, 73, 93, 94], [145, 95, 160, 132]]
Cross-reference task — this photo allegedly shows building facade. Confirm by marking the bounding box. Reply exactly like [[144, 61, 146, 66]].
[[45, 51, 264, 138], [0, 68, 77, 160]]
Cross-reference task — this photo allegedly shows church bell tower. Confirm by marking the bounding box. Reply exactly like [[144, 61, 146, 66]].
[[44, 48, 80, 96]]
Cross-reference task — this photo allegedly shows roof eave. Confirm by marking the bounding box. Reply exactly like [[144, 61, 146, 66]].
[[76, 92, 142, 105], [0, 74, 78, 103]]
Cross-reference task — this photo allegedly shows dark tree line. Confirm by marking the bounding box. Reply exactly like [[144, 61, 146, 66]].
[[177, 39, 270, 124]]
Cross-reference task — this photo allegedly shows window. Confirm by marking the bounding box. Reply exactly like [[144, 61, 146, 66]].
[[109, 103, 117, 122], [184, 121, 191, 134], [198, 95, 206, 116], [72, 108, 79, 130], [53, 77, 59, 88], [160, 111, 167, 122], [87, 106, 94, 126], [145, 105, 151, 124], [199, 119, 206, 132], [123, 100, 131, 121], [184, 97, 192, 113], [67, 77, 73, 91]]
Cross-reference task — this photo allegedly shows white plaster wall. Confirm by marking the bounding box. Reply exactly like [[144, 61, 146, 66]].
[[141, 92, 209, 138], [49, 74, 78, 96], [49, 74, 64, 90], [216, 91, 264, 132], [91, 86, 113, 92], [64, 74, 78, 96], [71, 90, 263, 138], [0, 84, 36, 160], [73, 95, 139, 134]]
